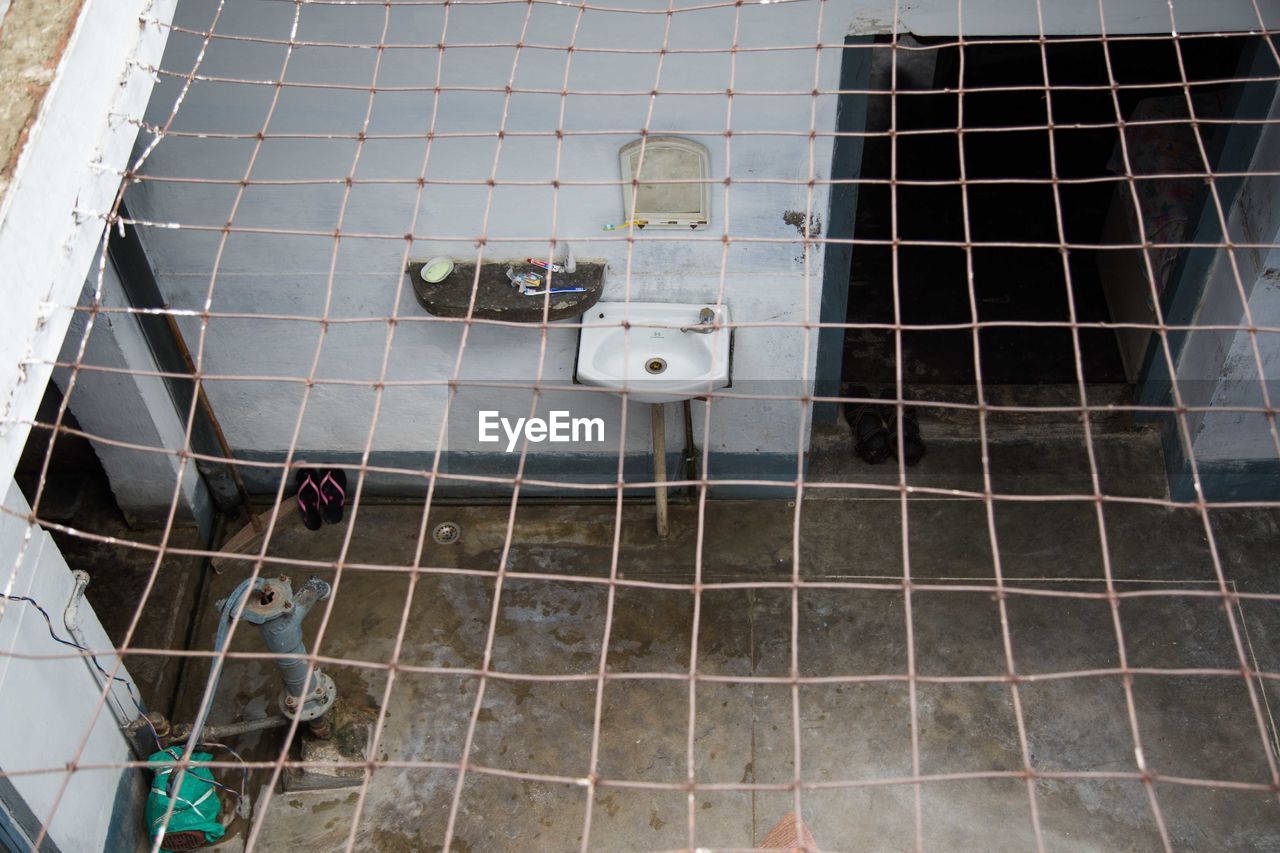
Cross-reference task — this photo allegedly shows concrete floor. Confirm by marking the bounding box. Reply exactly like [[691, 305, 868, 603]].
[[180, 487, 1280, 851]]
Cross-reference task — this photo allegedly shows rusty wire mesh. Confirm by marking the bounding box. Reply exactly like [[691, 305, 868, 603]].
[[4, 0, 1280, 850]]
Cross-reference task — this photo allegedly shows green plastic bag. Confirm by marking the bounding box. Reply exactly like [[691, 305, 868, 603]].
[[145, 747, 226, 847]]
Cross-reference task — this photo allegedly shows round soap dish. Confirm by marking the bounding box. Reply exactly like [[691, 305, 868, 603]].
[[420, 256, 454, 284]]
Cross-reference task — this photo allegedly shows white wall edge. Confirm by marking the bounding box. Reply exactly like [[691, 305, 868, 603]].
[[0, 0, 176, 484]]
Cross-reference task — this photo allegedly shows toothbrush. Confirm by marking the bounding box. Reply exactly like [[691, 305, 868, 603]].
[[602, 219, 647, 231], [522, 287, 588, 296]]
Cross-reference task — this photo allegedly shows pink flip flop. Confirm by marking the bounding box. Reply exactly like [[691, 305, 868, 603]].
[[295, 469, 323, 530], [318, 468, 347, 525]]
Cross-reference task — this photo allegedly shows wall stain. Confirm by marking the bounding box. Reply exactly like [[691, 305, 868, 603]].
[[784, 210, 823, 262], [782, 209, 822, 239]]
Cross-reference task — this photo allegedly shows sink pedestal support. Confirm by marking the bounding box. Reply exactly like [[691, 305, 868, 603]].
[[651, 403, 669, 538]]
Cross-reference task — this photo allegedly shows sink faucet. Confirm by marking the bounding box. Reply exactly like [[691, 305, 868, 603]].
[[680, 307, 716, 334]]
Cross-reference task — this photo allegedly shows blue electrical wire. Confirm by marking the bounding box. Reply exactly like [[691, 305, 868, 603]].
[[0, 591, 158, 747], [0, 591, 247, 806]]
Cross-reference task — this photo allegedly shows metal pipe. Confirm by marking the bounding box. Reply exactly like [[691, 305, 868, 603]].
[[682, 398, 698, 500], [63, 570, 133, 728], [168, 715, 289, 744], [651, 403, 669, 538], [258, 578, 327, 700], [189, 575, 336, 751]]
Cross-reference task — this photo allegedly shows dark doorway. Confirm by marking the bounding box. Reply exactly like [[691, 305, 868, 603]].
[[843, 33, 1250, 392]]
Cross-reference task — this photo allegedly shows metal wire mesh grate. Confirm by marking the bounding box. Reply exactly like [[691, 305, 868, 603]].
[[4, 0, 1280, 850]]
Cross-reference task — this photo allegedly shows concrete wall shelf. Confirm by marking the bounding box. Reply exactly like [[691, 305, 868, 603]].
[[407, 260, 605, 322]]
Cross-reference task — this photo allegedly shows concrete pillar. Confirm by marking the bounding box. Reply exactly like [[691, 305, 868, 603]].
[[1167, 81, 1280, 500], [52, 256, 213, 537]]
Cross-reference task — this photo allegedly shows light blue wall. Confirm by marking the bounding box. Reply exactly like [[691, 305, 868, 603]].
[[126, 0, 850, 491], [1145, 54, 1280, 500], [119, 0, 1279, 496]]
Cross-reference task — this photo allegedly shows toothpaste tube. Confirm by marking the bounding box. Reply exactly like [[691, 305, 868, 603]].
[[526, 258, 564, 273]]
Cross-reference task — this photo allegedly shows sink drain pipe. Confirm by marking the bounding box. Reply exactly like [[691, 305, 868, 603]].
[[652, 403, 669, 538], [682, 399, 698, 499]]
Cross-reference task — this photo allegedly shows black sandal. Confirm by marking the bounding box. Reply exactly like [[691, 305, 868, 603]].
[[890, 408, 927, 466], [844, 402, 893, 464]]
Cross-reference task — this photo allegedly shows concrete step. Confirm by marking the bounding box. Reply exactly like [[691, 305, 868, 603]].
[[807, 400, 1168, 500], [836, 383, 1145, 439]]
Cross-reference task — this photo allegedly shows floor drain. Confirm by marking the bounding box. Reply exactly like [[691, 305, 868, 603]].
[[432, 521, 461, 545], [645, 357, 667, 375]]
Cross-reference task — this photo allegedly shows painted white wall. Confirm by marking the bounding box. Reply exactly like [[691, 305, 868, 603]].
[[0, 0, 176, 488], [0, 480, 138, 853], [1177, 85, 1280, 463]]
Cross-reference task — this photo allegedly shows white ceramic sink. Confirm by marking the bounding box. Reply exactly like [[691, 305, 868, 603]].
[[576, 302, 732, 403]]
